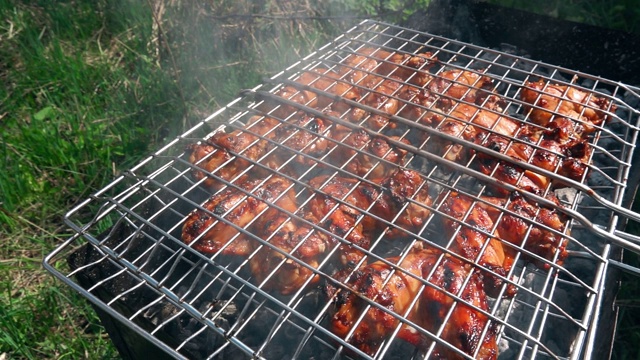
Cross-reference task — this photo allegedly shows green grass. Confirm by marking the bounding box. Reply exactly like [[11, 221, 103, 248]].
[[0, 0, 351, 358], [0, 0, 185, 357], [1, 0, 639, 358]]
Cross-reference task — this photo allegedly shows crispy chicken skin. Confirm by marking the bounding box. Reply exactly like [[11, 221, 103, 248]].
[[328, 247, 498, 359], [182, 176, 296, 256]]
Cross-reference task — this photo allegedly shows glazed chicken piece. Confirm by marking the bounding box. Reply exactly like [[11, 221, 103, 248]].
[[328, 247, 498, 359], [187, 112, 409, 191], [247, 169, 433, 295], [379, 168, 433, 236], [186, 116, 282, 190], [328, 125, 409, 180], [186, 143, 243, 190], [473, 119, 593, 193], [271, 113, 333, 171], [440, 190, 568, 276], [397, 70, 501, 133], [489, 192, 569, 268], [520, 80, 615, 132], [306, 175, 391, 266], [474, 132, 551, 196], [397, 84, 441, 127], [428, 103, 518, 164], [247, 175, 387, 294], [438, 192, 515, 297], [345, 77, 404, 131], [182, 176, 297, 256], [249, 207, 333, 295], [340, 47, 436, 87], [265, 68, 361, 118], [428, 69, 497, 108]]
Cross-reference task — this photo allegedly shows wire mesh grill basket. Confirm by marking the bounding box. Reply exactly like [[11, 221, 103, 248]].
[[44, 20, 640, 359]]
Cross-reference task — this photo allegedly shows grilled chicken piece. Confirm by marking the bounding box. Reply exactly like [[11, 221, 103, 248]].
[[186, 116, 282, 190], [397, 70, 501, 135], [491, 192, 569, 268], [272, 113, 332, 170], [328, 247, 498, 359], [521, 80, 615, 132], [186, 143, 246, 190], [440, 190, 568, 276], [182, 176, 297, 256], [265, 68, 361, 118], [397, 84, 441, 127], [340, 48, 436, 87], [247, 175, 386, 294], [438, 192, 515, 297], [328, 126, 409, 180], [187, 112, 409, 190], [248, 169, 432, 295], [306, 175, 391, 266], [428, 69, 496, 107], [342, 76, 404, 131], [474, 119, 593, 193], [380, 168, 433, 236], [249, 207, 332, 295], [429, 103, 518, 164]]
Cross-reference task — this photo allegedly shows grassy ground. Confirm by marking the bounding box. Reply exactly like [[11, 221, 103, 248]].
[[0, 0, 356, 358], [1, 0, 639, 359]]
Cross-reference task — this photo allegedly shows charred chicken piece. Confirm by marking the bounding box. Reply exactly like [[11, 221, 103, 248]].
[[182, 176, 297, 256], [328, 247, 498, 359], [521, 80, 615, 132]]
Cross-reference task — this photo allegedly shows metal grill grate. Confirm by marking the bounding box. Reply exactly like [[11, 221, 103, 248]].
[[45, 20, 640, 359]]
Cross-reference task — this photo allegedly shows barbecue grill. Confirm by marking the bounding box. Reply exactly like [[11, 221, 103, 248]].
[[44, 13, 640, 360]]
